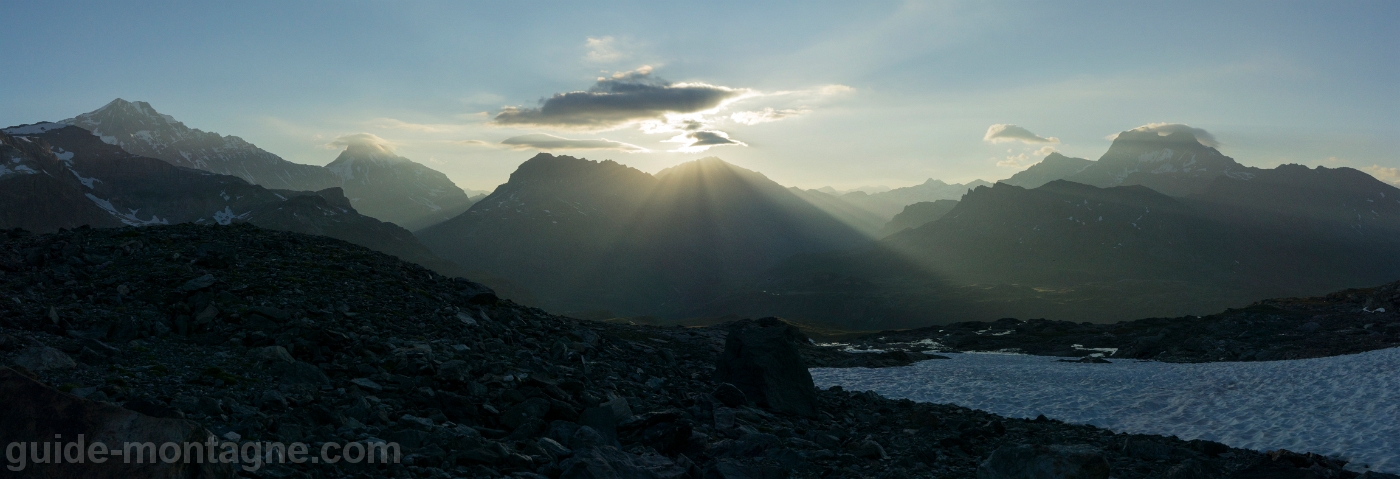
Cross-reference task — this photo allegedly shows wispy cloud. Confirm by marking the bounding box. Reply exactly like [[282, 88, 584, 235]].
[[996, 146, 1057, 169], [984, 124, 1059, 144], [1362, 165, 1400, 186], [731, 107, 810, 125], [370, 118, 477, 133], [500, 133, 646, 152], [326, 133, 395, 154], [585, 36, 626, 63]]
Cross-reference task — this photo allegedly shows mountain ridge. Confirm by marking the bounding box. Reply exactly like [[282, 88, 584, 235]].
[[56, 99, 474, 231]]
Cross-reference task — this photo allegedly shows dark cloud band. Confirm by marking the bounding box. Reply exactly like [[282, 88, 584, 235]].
[[492, 68, 744, 129]]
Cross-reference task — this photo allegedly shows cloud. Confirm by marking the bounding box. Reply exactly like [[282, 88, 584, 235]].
[[500, 133, 646, 152], [492, 66, 748, 129], [585, 36, 625, 63], [326, 133, 394, 154], [1111, 123, 1220, 148], [984, 124, 1059, 144], [996, 146, 1058, 169], [370, 118, 478, 133], [666, 130, 746, 153], [730, 107, 810, 125], [1362, 165, 1400, 186]]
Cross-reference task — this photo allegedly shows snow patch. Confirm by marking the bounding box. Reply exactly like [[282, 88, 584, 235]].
[[211, 206, 246, 225], [70, 170, 101, 188], [1, 122, 66, 134], [1137, 148, 1175, 163], [812, 348, 1400, 473], [85, 194, 168, 226]]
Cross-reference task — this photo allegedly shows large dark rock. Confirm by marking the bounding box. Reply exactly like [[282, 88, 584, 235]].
[[558, 446, 688, 479], [977, 444, 1110, 479], [0, 367, 234, 478], [712, 318, 818, 417]]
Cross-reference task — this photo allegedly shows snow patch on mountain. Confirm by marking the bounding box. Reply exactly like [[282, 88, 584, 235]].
[[85, 193, 169, 226]]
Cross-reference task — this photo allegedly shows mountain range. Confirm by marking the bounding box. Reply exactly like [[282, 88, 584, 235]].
[[825, 178, 993, 220], [5, 99, 1398, 331], [692, 130, 1400, 328], [0, 123, 461, 277], [56, 99, 476, 230]]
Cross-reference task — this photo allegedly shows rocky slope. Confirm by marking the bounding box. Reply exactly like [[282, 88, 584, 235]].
[[60, 99, 341, 192], [0, 223, 1378, 479]]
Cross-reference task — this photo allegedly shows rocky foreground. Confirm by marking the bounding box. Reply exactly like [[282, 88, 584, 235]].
[[0, 224, 1393, 478], [805, 282, 1400, 369]]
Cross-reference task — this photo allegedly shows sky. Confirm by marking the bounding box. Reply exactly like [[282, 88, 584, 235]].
[[2, 1, 1397, 191]]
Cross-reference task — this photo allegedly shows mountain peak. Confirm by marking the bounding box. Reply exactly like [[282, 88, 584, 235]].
[[655, 156, 761, 180], [1109, 127, 1214, 150], [69, 98, 178, 127]]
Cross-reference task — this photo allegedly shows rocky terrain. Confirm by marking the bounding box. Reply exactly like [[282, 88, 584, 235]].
[[803, 281, 1400, 368], [0, 224, 1391, 478]]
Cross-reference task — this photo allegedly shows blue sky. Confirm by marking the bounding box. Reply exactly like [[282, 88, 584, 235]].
[[3, 1, 1396, 191]]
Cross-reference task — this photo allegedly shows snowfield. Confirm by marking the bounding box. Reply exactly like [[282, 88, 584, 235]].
[[811, 347, 1400, 473]]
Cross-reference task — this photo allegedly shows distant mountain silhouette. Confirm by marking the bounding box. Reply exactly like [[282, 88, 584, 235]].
[[1064, 128, 1257, 196], [1000, 152, 1093, 189], [0, 124, 461, 276], [418, 154, 871, 316], [58, 99, 474, 230], [325, 142, 476, 231], [696, 132, 1400, 329], [827, 178, 992, 219], [877, 200, 958, 237]]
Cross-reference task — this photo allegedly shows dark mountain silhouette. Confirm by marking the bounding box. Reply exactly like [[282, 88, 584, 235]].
[[828, 178, 992, 219], [1000, 152, 1093, 189], [418, 154, 871, 316], [57, 99, 474, 230], [877, 200, 958, 237], [695, 133, 1400, 329], [0, 124, 461, 276]]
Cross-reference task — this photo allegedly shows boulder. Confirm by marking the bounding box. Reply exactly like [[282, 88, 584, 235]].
[[178, 274, 217, 292], [11, 346, 76, 371], [245, 345, 294, 363], [558, 446, 687, 479], [455, 279, 498, 305], [0, 367, 234, 478], [712, 383, 747, 408], [977, 444, 1110, 479], [274, 361, 330, 390], [712, 317, 818, 417]]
